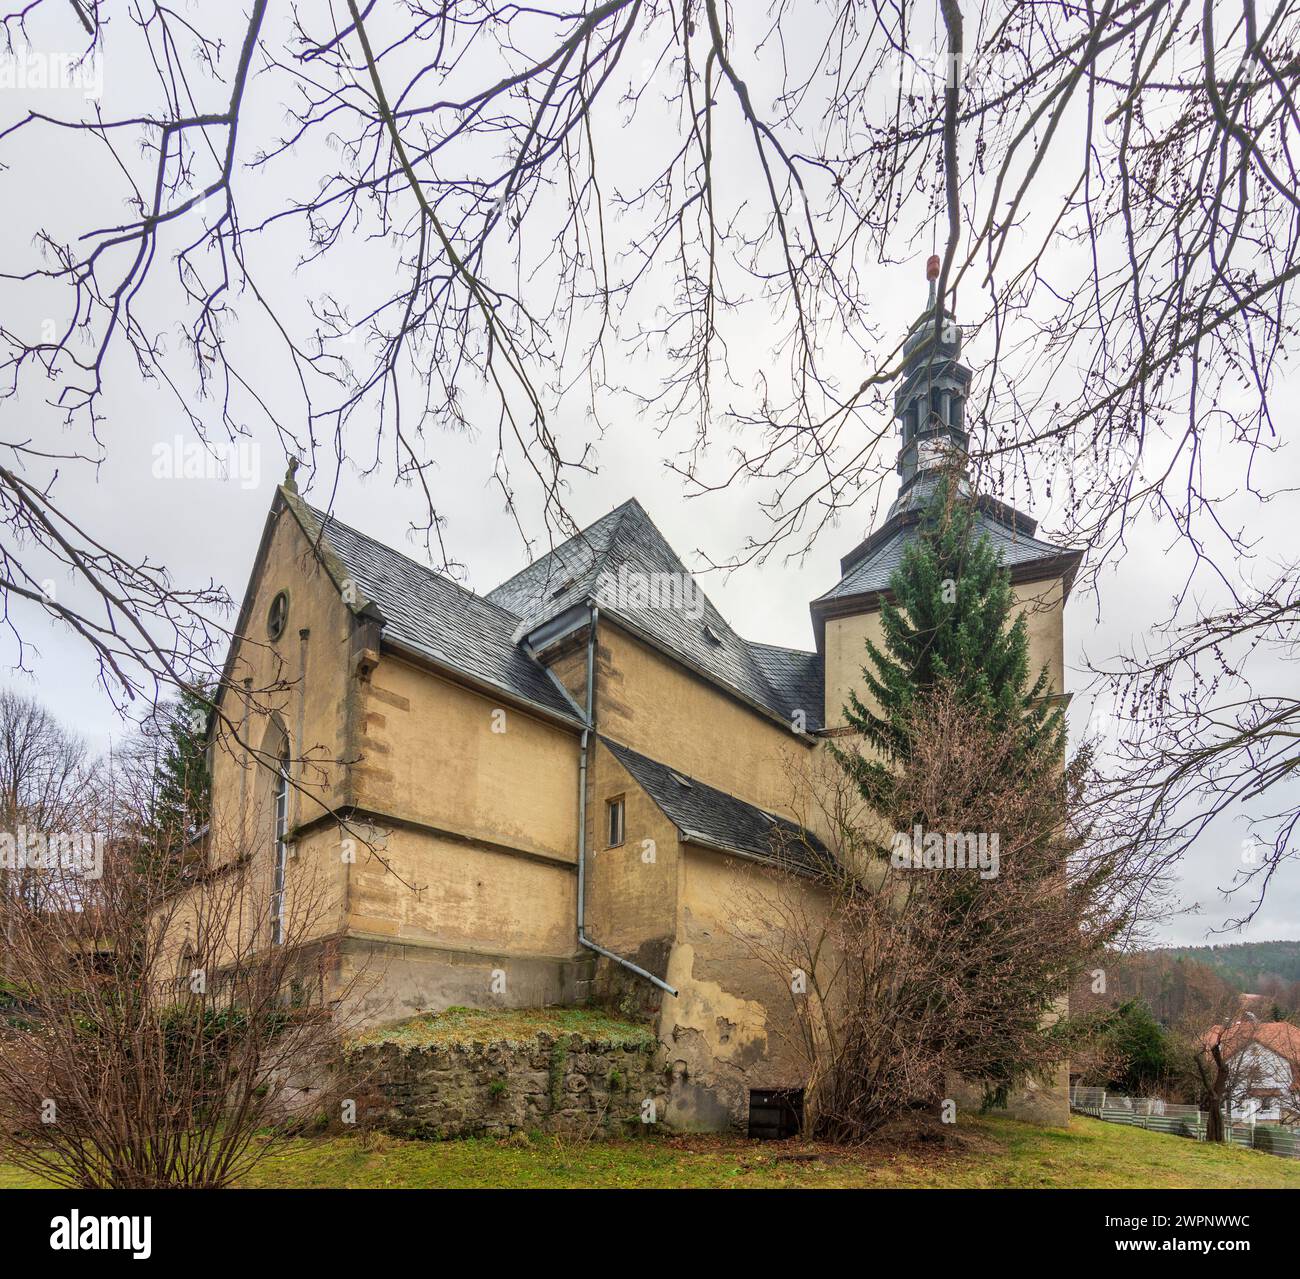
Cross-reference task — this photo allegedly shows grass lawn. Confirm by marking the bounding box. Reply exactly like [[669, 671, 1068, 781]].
[[349, 1005, 656, 1050], [3, 1114, 1299, 1189]]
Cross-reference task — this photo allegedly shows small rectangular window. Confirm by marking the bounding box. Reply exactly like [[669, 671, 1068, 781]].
[[606, 795, 625, 847]]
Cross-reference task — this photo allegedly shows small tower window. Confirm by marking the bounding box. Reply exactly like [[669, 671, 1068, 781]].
[[606, 795, 625, 847]]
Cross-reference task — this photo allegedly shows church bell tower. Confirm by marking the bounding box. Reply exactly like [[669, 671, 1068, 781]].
[[891, 254, 973, 513], [810, 255, 1084, 738]]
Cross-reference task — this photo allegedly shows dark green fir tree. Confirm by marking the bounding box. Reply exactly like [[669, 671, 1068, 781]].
[[833, 478, 1064, 811], [139, 688, 212, 863]]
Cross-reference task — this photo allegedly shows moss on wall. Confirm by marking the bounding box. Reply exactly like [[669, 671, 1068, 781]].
[[347, 1012, 666, 1139]]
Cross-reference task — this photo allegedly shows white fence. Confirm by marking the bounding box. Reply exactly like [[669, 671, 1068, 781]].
[[1069, 1085, 1300, 1158]]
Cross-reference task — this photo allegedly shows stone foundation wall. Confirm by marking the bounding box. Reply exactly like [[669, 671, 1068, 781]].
[[350, 1033, 668, 1139]]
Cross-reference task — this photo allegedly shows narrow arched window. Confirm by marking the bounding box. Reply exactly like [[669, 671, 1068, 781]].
[[271, 749, 290, 945]]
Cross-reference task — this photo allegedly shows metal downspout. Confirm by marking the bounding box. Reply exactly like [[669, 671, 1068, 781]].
[[576, 603, 677, 997]]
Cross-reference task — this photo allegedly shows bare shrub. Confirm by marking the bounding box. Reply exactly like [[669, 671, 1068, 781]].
[[0, 689, 101, 916], [737, 683, 1124, 1142], [0, 801, 367, 1188]]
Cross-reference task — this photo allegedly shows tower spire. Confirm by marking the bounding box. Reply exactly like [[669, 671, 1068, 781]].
[[887, 257, 972, 515]]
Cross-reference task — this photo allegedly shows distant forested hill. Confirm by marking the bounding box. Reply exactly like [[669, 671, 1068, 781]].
[[1155, 940, 1300, 989], [1070, 941, 1300, 1030]]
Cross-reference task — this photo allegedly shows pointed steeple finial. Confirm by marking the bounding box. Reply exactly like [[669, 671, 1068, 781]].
[[888, 261, 972, 512], [283, 456, 300, 494]]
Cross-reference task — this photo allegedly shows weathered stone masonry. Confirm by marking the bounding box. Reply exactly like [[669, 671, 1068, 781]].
[[351, 1033, 668, 1139]]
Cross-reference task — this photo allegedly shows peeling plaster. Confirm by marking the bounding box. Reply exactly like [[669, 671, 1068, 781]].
[[662, 942, 769, 1071]]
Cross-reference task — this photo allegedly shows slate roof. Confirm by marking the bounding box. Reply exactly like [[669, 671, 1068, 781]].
[[601, 737, 832, 876], [746, 642, 824, 728], [817, 507, 1072, 605], [487, 498, 823, 731], [301, 503, 580, 721], [484, 502, 628, 620], [814, 469, 1080, 612]]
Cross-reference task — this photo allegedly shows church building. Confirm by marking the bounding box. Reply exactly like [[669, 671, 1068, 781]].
[[184, 263, 1083, 1131]]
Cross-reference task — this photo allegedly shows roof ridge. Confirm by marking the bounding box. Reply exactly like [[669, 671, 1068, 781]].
[[488, 498, 643, 601], [599, 503, 756, 649], [608, 514, 791, 708], [593, 506, 808, 716], [587, 498, 644, 591], [305, 502, 525, 624], [747, 639, 817, 657]]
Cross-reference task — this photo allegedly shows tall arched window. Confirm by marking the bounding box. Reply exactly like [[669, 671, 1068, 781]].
[[271, 748, 290, 946]]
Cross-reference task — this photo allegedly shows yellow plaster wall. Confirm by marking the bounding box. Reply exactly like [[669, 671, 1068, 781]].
[[170, 499, 357, 974], [344, 824, 576, 958], [154, 821, 346, 986], [660, 848, 831, 1128], [349, 654, 580, 864], [189, 497, 587, 1013], [209, 501, 356, 868], [584, 739, 679, 958], [594, 623, 816, 828]]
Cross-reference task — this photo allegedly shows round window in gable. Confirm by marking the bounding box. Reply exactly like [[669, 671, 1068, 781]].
[[267, 590, 290, 641]]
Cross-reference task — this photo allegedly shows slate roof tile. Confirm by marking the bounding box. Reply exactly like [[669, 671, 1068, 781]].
[[488, 499, 823, 730], [303, 504, 579, 721], [816, 510, 1070, 604], [601, 737, 832, 876], [814, 472, 1079, 607], [746, 642, 825, 729]]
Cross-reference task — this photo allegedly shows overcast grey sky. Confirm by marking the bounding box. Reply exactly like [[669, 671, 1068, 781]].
[[0, 1, 1294, 948]]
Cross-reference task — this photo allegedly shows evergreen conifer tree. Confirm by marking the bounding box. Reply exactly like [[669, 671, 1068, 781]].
[[133, 689, 212, 872], [833, 478, 1064, 811]]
